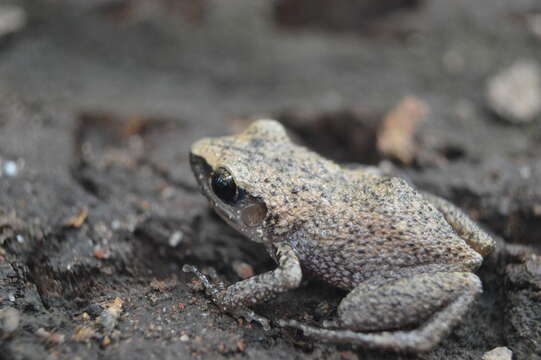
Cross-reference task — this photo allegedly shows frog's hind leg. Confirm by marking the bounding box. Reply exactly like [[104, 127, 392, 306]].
[[279, 272, 481, 352], [421, 192, 495, 256]]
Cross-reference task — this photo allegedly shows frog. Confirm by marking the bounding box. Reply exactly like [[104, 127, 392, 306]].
[[184, 119, 495, 352]]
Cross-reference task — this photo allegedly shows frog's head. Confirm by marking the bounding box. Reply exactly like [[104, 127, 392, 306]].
[[189, 119, 292, 243]]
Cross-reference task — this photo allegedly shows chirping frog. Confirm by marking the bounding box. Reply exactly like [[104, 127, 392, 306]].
[[184, 119, 495, 352]]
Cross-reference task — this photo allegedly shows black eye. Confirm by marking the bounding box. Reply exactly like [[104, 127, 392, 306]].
[[211, 167, 238, 204]]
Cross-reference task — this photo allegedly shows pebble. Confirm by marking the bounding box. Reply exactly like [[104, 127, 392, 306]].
[[482, 346, 513, 360], [35, 328, 65, 345], [168, 231, 184, 247], [0, 307, 20, 337], [98, 297, 123, 332], [486, 60, 541, 124], [525, 255, 541, 277], [0, 5, 26, 39], [232, 261, 254, 279], [3, 161, 18, 176], [0, 159, 23, 178]]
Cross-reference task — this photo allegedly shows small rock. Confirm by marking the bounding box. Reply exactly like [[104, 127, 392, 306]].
[[97, 297, 123, 332], [482, 346, 513, 360], [0, 5, 26, 39], [0, 307, 20, 338], [526, 255, 541, 277], [236, 340, 246, 352], [150, 279, 167, 292], [72, 326, 97, 342], [180, 333, 190, 342], [486, 60, 541, 124], [101, 335, 111, 347], [168, 231, 184, 247], [232, 261, 254, 279], [64, 207, 88, 228], [35, 328, 65, 346], [0, 211, 24, 245], [2, 160, 18, 177]]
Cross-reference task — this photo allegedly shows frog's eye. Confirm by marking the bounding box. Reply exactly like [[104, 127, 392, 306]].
[[210, 167, 239, 204]]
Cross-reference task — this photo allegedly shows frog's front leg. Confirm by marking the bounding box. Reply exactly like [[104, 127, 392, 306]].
[[183, 243, 302, 329], [280, 271, 481, 352], [421, 192, 495, 256]]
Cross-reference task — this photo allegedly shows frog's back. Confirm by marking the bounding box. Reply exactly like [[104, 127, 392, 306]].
[[288, 173, 483, 290]]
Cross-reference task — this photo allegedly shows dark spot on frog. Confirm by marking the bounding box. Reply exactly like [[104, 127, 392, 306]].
[[250, 138, 265, 148]]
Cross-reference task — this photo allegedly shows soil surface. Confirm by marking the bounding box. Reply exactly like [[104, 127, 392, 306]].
[[1, 1, 540, 359]]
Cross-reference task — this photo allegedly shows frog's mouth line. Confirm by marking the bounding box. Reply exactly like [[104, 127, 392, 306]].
[[189, 153, 267, 243]]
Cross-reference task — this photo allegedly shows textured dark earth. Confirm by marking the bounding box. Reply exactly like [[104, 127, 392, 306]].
[[1, 1, 541, 359]]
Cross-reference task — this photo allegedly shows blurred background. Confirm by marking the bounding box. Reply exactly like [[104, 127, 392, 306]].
[[0, 1, 540, 359]]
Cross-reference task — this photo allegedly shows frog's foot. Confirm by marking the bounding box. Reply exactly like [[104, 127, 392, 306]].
[[321, 319, 339, 329], [279, 319, 439, 352], [236, 308, 271, 331], [182, 264, 271, 331], [280, 272, 482, 352], [182, 264, 225, 300]]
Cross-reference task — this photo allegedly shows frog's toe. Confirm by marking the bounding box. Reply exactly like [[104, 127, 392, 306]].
[[278, 319, 303, 328], [279, 318, 335, 330], [182, 264, 226, 300], [237, 309, 271, 331], [182, 264, 210, 285], [182, 264, 197, 273], [321, 319, 339, 329], [258, 317, 271, 331]]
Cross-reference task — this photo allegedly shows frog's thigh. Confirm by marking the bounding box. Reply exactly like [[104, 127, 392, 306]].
[[421, 192, 494, 256], [283, 272, 481, 352], [338, 272, 480, 332]]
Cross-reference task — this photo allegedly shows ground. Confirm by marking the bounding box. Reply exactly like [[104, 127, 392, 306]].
[[0, 0, 540, 359]]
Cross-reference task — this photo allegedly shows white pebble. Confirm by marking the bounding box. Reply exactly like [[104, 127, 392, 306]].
[[482, 346, 513, 360], [111, 220, 121, 230], [3, 161, 18, 177], [486, 60, 541, 124], [168, 231, 184, 247]]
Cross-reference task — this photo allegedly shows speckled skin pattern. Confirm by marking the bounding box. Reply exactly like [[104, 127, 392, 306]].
[[185, 119, 495, 352]]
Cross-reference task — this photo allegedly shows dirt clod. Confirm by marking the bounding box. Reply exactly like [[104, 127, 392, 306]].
[[377, 96, 428, 165]]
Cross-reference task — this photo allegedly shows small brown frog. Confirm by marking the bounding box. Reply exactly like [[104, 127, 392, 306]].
[[184, 119, 495, 352]]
